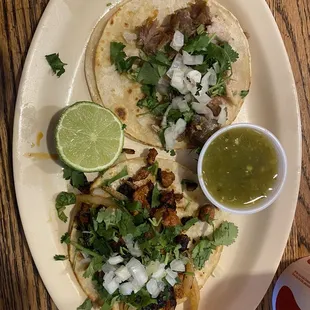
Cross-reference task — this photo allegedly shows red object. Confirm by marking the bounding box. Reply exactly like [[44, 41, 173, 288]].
[[276, 286, 301, 310]]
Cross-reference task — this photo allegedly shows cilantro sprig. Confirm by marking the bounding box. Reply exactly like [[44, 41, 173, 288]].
[[55, 192, 76, 223], [45, 53, 67, 77], [192, 221, 238, 269]]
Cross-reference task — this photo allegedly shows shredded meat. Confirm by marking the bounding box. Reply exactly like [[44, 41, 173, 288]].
[[147, 148, 158, 165], [160, 190, 176, 209], [207, 97, 228, 117], [137, 0, 212, 55], [159, 170, 175, 188], [78, 203, 90, 225], [198, 204, 217, 221], [174, 234, 190, 251], [133, 182, 153, 208], [155, 207, 181, 227], [117, 179, 137, 199], [188, 114, 220, 146], [132, 167, 150, 181]]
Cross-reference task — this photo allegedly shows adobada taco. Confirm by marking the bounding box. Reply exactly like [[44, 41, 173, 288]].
[[68, 149, 238, 309], [86, 0, 251, 150]]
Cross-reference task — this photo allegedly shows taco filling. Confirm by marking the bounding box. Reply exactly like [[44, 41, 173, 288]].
[[105, 0, 248, 150], [64, 149, 238, 309]]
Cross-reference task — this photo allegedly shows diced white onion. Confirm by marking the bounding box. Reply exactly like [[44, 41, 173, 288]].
[[103, 277, 119, 294], [161, 105, 172, 128], [217, 104, 227, 126], [152, 263, 166, 280], [102, 263, 117, 273], [164, 118, 187, 150], [167, 54, 191, 78], [157, 280, 165, 292], [166, 275, 177, 287], [170, 259, 186, 272], [208, 68, 217, 86], [171, 97, 190, 112], [171, 69, 188, 95], [184, 93, 193, 103], [194, 91, 212, 104], [166, 268, 178, 279], [146, 279, 160, 298], [170, 30, 184, 52], [104, 271, 115, 283], [184, 70, 202, 94], [114, 276, 123, 284], [115, 265, 131, 282], [200, 72, 211, 91], [157, 77, 170, 95], [213, 62, 220, 73], [123, 31, 137, 44], [108, 255, 124, 265], [146, 261, 161, 276], [191, 102, 214, 118], [126, 258, 148, 287], [119, 282, 134, 295], [131, 242, 142, 258], [130, 277, 143, 293], [182, 51, 204, 65]]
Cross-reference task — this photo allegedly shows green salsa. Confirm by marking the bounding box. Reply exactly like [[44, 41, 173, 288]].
[[202, 127, 278, 208]]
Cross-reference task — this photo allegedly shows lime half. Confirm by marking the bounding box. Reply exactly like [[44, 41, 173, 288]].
[[55, 101, 124, 172]]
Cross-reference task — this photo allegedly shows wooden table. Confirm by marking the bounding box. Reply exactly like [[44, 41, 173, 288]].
[[0, 0, 309, 309]]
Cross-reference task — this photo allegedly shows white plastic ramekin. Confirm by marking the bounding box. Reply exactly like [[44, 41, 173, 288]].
[[197, 123, 287, 214]]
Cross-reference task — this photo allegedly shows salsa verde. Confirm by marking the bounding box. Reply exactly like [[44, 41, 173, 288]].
[[202, 128, 278, 208]]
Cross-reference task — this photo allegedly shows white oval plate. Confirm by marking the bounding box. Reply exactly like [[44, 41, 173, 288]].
[[13, 0, 301, 309]]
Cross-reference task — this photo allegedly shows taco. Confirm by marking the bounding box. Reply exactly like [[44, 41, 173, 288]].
[[85, 0, 251, 150], [67, 149, 238, 309]]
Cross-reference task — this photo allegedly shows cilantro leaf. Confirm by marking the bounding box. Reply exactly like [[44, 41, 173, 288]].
[[222, 42, 239, 63], [213, 221, 238, 246], [97, 208, 122, 228], [77, 298, 93, 310], [158, 130, 166, 149], [60, 232, 70, 244], [133, 222, 151, 238], [83, 256, 104, 278], [192, 238, 216, 269], [110, 42, 139, 73], [55, 192, 76, 223], [240, 90, 249, 98], [169, 150, 176, 156], [182, 217, 199, 231], [103, 166, 128, 186], [118, 212, 136, 236], [45, 53, 67, 77], [149, 51, 172, 66], [63, 166, 88, 189], [53, 254, 68, 261], [151, 184, 161, 208], [137, 62, 160, 85], [147, 161, 159, 176], [183, 33, 215, 54], [122, 124, 127, 130]]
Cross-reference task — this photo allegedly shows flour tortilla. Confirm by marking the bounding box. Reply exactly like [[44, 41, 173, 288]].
[[85, 0, 251, 148], [69, 158, 226, 308]]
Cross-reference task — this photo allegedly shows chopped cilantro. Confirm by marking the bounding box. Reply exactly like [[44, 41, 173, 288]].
[[192, 221, 238, 269], [240, 90, 249, 98], [151, 184, 161, 208], [169, 150, 176, 156], [122, 124, 127, 130], [102, 166, 128, 186], [110, 42, 139, 73], [55, 192, 76, 223], [213, 221, 238, 246], [97, 208, 122, 228], [83, 256, 104, 278], [77, 298, 93, 310], [183, 33, 216, 54], [158, 130, 166, 148], [192, 238, 216, 269], [63, 165, 88, 189], [60, 232, 70, 244], [45, 53, 67, 77], [53, 254, 68, 261], [106, 2, 112, 6], [137, 62, 160, 85], [196, 24, 205, 35], [147, 161, 159, 176]]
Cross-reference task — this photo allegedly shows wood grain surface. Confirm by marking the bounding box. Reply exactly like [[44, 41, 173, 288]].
[[0, 0, 309, 309]]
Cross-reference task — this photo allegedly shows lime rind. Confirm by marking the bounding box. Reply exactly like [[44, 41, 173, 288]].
[[55, 101, 124, 172]]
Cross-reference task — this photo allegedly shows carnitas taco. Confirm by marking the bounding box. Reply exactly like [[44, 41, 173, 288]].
[[66, 149, 238, 309], [86, 0, 251, 150]]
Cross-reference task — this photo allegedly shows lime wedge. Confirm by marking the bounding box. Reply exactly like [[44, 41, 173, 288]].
[[55, 101, 124, 172]]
